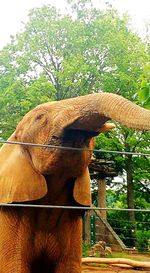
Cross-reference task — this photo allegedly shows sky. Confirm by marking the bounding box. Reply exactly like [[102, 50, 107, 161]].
[[0, 0, 150, 49]]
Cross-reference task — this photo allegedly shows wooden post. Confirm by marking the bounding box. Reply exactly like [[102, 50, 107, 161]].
[[95, 178, 107, 242], [84, 211, 91, 245], [98, 178, 107, 220]]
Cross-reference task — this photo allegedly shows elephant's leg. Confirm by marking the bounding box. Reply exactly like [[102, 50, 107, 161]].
[[0, 242, 31, 273], [0, 260, 30, 273], [54, 211, 82, 273], [0, 209, 32, 273]]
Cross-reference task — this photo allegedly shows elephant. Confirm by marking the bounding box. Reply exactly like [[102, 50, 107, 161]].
[[0, 92, 149, 273]]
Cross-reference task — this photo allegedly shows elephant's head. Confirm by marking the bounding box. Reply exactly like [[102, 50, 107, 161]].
[[0, 92, 149, 205]]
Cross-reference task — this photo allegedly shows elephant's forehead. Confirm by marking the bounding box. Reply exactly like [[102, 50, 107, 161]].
[[33, 101, 64, 114], [16, 98, 85, 136], [34, 101, 79, 120], [36, 100, 72, 111]]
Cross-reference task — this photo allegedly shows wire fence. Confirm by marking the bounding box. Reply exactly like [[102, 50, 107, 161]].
[[0, 139, 150, 157], [83, 210, 150, 253], [0, 138, 149, 211], [0, 138, 149, 209], [0, 203, 149, 212], [0, 138, 150, 254]]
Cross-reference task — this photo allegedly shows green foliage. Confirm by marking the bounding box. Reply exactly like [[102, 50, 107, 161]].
[[15, 5, 95, 100], [0, 76, 54, 139], [138, 64, 150, 109], [82, 242, 91, 257], [0, 80, 26, 139], [136, 230, 150, 252], [95, 130, 125, 173], [106, 252, 129, 259], [0, 2, 147, 139], [26, 75, 55, 108], [107, 189, 150, 250], [3, 3, 147, 101]]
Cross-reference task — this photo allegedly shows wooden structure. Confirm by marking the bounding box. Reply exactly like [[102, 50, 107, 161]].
[[83, 158, 126, 251]]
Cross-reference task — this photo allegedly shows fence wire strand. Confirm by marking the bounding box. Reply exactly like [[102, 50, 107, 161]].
[[0, 139, 150, 157], [0, 203, 150, 212]]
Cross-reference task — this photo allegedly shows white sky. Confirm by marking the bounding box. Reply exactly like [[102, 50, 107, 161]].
[[0, 0, 150, 49]]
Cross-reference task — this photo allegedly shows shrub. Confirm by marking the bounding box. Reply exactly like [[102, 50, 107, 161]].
[[136, 230, 150, 252]]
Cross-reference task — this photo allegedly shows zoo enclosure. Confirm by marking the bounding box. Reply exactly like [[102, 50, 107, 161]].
[[0, 139, 149, 253]]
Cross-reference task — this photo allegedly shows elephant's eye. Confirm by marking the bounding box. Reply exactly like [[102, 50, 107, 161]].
[[33, 111, 48, 127], [35, 113, 45, 121]]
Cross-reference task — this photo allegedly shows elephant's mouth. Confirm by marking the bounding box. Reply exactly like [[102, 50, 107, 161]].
[[59, 128, 98, 148], [37, 128, 94, 177], [47, 128, 98, 150]]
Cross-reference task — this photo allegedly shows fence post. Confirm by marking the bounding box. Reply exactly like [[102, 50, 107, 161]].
[[98, 178, 106, 220], [84, 211, 91, 245]]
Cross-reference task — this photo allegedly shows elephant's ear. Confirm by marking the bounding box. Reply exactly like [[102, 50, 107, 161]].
[[0, 143, 47, 203], [73, 168, 91, 206]]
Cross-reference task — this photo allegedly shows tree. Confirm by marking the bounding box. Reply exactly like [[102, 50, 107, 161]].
[[15, 5, 96, 100], [8, 4, 148, 100]]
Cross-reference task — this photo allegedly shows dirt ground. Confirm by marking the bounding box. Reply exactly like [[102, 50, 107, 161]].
[[82, 253, 150, 273]]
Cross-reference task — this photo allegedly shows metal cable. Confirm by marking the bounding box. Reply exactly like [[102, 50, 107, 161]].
[[0, 203, 150, 212], [0, 140, 150, 157], [105, 218, 149, 224], [92, 233, 138, 241]]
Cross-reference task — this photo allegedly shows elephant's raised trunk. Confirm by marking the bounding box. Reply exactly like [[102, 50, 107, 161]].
[[59, 92, 150, 132], [94, 92, 150, 130]]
